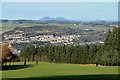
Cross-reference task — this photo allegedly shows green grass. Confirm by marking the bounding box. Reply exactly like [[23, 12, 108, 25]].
[[1, 62, 119, 80], [0, 22, 48, 34], [0, 22, 113, 34]]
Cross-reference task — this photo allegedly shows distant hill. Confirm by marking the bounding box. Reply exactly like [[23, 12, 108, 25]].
[[39, 17, 69, 21]]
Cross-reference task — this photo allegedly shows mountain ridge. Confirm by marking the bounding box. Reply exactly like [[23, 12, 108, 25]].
[[39, 17, 69, 21]]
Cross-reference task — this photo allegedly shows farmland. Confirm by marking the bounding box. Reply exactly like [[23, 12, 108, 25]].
[[2, 62, 119, 80], [1, 20, 114, 33]]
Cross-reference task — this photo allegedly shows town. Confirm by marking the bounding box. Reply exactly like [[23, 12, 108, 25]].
[[1, 19, 115, 50], [3, 34, 81, 45]]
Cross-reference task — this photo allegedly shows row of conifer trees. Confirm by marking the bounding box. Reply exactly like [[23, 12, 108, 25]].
[[20, 27, 120, 66]]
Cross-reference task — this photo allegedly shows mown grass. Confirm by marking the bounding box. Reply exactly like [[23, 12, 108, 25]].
[[2, 62, 119, 80]]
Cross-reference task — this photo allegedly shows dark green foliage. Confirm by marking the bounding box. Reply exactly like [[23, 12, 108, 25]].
[[102, 27, 119, 66], [20, 27, 119, 66]]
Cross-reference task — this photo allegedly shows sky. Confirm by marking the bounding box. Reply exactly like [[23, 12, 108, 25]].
[[1, 0, 119, 2], [1, 2, 118, 21]]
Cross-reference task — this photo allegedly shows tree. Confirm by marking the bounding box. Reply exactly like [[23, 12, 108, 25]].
[[20, 45, 29, 65], [35, 46, 39, 64], [0, 42, 16, 65], [103, 27, 119, 66]]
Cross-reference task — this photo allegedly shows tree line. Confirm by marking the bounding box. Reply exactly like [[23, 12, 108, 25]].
[[20, 27, 120, 66]]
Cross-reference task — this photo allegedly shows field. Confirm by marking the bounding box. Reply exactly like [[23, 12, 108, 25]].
[[1, 21, 113, 34], [2, 62, 119, 80], [0, 22, 36, 34]]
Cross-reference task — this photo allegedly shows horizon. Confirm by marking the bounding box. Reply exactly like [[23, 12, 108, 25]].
[[0, 16, 118, 22], [1, 2, 118, 21]]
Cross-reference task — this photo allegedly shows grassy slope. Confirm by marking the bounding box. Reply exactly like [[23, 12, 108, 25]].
[[1, 22, 113, 34], [2, 62, 118, 79], [0, 23, 45, 34]]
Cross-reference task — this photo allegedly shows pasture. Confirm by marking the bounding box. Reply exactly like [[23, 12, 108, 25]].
[[1, 22, 113, 34], [2, 62, 119, 80]]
